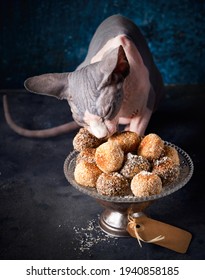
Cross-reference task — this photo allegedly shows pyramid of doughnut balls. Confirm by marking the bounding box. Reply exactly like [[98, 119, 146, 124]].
[[73, 128, 180, 198]]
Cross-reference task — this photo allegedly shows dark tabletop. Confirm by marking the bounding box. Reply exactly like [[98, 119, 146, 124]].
[[0, 85, 204, 260]]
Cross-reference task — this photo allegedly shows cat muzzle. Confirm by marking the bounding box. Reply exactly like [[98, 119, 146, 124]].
[[89, 119, 117, 138]]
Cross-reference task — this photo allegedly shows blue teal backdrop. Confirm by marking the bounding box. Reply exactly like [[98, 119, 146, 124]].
[[1, 0, 204, 88]]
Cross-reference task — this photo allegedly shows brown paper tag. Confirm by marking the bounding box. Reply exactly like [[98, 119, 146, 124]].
[[127, 214, 192, 254]]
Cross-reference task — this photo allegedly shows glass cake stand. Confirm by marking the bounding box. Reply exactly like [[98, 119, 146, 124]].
[[64, 142, 194, 237]]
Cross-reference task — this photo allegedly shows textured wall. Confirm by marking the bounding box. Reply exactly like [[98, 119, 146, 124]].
[[1, 0, 204, 88]]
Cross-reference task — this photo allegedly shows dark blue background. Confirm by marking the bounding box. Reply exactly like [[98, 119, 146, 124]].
[[1, 0, 204, 88]]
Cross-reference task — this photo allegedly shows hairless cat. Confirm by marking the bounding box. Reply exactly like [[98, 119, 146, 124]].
[[3, 14, 164, 138]]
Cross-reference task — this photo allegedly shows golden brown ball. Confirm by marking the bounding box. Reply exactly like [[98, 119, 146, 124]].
[[137, 133, 164, 161], [74, 160, 102, 188], [95, 141, 124, 173], [108, 131, 141, 153], [162, 145, 180, 165], [131, 171, 162, 197]]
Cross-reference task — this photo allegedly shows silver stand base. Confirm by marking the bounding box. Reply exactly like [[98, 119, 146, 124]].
[[99, 209, 130, 237], [97, 200, 152, 237]]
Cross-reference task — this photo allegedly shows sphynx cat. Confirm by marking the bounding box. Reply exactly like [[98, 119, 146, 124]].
[[3, 14, 164, 138]]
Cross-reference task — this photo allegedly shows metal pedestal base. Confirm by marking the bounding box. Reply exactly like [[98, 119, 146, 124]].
[[99, 209, 130, 237], [97, 200, 152, 237]]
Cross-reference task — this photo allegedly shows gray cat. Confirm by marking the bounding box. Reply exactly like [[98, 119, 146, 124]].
[[3, 14, 164, 138]]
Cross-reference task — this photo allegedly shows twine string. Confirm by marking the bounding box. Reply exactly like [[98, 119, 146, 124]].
[[128, 216, 165, 247]]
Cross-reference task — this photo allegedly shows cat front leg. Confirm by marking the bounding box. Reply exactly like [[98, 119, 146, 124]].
[[122, 107, 152, 136]]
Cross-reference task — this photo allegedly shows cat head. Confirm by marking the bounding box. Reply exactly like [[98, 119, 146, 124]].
[[24, 45, 130, 138]]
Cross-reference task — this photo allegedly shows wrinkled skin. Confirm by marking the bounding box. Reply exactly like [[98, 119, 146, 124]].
[[25, 46, 129, 138]]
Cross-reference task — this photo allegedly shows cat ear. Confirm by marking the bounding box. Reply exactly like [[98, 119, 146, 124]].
[[24, 73, 70, 100], [100, 45, 130, 84]]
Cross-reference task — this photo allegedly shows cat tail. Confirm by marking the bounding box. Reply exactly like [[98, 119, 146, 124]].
[[3, 95, 80, 138]]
